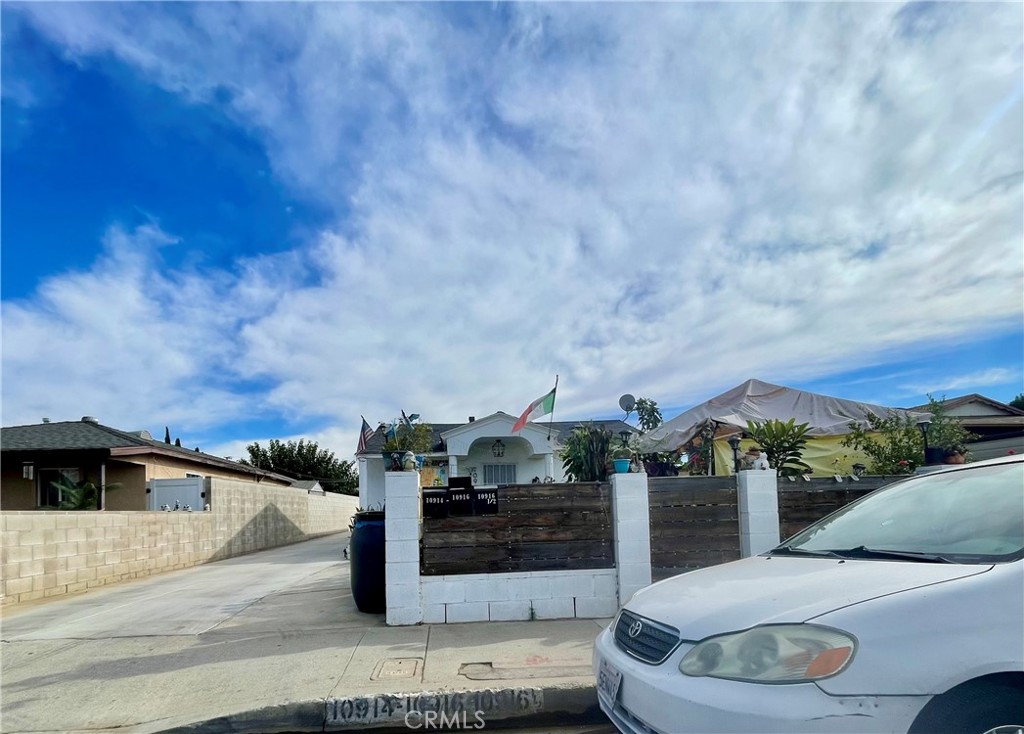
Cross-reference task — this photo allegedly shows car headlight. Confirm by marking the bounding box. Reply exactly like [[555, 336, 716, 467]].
[[679, 624, 856, 683]]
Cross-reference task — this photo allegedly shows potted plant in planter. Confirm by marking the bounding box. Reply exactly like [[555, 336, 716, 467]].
[[611, 445, 633, 474], [381, 415, 434, 471]]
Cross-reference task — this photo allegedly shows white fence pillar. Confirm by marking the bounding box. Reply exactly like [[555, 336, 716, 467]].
[[611, 472, 652, 606], [737, 470, 780, 557], [385, 471, 422, 626]]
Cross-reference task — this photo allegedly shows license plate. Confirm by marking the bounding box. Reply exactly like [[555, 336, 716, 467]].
[[597, 656, 622, 703]]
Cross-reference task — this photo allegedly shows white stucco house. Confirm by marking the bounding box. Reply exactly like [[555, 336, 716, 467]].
[[355, 412, 636, 509]]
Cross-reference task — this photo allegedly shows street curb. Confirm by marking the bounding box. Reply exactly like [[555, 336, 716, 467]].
[[159, 683, 601, 733]]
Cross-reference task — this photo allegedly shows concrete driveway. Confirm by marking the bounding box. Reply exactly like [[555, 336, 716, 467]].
[[1, 532, 368, 733]]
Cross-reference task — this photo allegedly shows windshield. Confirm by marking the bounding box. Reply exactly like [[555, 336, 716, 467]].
[[782, 462, 1024, 563]]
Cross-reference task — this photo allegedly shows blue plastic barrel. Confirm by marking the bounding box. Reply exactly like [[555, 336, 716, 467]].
[[349, 511, 386, 613]]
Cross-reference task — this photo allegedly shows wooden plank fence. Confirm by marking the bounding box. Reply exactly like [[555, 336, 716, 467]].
[[648, 476, 740, 580], [649, 474, 899, 580], [777, 475, 896, 540], [420, 483, 613, 575]]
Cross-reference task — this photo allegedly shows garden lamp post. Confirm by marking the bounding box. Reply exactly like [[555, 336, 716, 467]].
[[917, 419, 932, 465], [727, 434, 742, 473], [619, 429, 632, 448]]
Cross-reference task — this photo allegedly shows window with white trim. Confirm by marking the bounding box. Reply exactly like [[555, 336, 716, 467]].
[[483, 464, 516, 485]]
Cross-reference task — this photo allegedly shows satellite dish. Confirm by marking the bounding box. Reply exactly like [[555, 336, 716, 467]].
[[618, 394, 636, 413]]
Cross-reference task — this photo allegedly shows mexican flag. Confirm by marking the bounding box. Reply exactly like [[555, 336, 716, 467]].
[[512, 387, 557, 433]]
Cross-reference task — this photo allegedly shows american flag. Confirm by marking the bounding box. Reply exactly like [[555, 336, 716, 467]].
[[356, 416, 374, 454]]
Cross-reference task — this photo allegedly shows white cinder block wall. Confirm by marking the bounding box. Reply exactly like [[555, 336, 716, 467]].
[[383, 471, 655, 625], [420, 569, 619, 623], [737, 470, 780, 557]]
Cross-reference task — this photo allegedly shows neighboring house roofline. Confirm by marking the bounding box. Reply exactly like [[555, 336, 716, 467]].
[[907, 394, 1024, 416], [2, 419, 291, 483]]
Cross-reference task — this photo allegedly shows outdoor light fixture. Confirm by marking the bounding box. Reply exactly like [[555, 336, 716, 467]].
[[852, 463, 866, 478], [727, 434, 742, 473], [917, 419, 934, 464], [22, 463, 33, 480], [619, 430, 632, 447], [491, 440, 505, 458]]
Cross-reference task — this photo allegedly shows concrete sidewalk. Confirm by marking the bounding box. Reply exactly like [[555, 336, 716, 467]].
[[0, 534, 609, 734]]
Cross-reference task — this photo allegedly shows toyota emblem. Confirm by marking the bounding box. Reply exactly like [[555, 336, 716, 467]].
[[628, 620, 643, 638]]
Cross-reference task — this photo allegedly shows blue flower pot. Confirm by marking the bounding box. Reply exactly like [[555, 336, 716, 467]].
[[613, 458, 632, 473]]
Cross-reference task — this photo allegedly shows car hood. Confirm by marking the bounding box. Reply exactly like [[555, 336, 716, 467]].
[[626, 556, 990, 641]]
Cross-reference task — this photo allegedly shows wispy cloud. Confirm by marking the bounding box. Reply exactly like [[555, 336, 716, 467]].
[[2, 3, 1022, 457], [903, 369, 1022, 397]]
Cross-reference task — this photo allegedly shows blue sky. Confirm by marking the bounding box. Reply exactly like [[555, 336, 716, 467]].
[[2, 2, 1022, 460]]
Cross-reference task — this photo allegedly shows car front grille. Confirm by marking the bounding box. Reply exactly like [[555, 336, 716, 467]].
[[613, 609, 681, 664]]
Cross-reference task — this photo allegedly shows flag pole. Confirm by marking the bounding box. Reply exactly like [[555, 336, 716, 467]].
[[547, 374, 559, 441]]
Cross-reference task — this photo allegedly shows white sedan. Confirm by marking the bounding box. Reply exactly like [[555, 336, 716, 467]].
[[594, 455, 1023, 734]]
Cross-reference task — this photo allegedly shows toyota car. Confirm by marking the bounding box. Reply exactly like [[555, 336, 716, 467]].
[[594, 455, 1024, 734]]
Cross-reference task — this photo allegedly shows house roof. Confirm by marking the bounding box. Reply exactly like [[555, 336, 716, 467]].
[[1, 419, 291, 482], [907, 394, 1024, 417], [358, 416, 638, 455]]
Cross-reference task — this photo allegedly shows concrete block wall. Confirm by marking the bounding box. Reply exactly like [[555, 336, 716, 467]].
[[307, 492, 359, 536], [737, 470, 781, 557], [1, 511, 215, 605], [420, 569, 618, 623], [612, 472, 652, 605], [1, 483, 358, 606], [385, 471, 422, 626]]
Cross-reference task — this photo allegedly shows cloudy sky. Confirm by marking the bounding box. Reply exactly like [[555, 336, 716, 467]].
[[2, 2, 1022, 460]]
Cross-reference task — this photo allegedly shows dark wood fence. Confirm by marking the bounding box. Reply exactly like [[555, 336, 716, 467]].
[[420, 483, 613, 575], [648, 476, 740, 581], [649, 474, 900, 580], [777, 476, 897, 540]]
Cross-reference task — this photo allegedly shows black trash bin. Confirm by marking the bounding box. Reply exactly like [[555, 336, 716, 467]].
[[349, 510, 386, 613]]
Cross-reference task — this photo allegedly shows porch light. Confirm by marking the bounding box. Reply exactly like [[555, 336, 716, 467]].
[[22, 463, 34, 480], [491, 440, 505, 458]]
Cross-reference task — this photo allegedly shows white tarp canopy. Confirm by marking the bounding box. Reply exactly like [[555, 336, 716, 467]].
[[642, 378, 928, 452]]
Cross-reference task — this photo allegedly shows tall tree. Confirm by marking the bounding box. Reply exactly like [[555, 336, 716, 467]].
[[1011, 393, 1024, 411], [241, 439, 358, 495], [635, 397, 663, 432]]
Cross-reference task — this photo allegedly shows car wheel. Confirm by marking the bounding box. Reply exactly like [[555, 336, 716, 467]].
[[909, 681, 1024, 734]]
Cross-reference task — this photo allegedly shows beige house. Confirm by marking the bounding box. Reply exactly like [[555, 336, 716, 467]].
[[1, 417, 292, 510], [909, 394, 1024, 460]]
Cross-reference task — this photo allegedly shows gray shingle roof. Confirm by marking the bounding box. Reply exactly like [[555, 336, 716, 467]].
[[1, 421, 151, 451], [1, 419, 292, 482]]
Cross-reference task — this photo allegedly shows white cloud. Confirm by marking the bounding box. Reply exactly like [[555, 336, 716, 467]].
[[904, 369, 1022, 397], [3, 3, 1022, 454]]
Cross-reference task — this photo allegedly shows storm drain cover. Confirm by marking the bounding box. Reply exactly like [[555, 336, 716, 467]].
[[371, 657, 423, 681]]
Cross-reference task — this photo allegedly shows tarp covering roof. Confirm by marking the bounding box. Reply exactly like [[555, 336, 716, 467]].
[[642, 379, 928, 452]]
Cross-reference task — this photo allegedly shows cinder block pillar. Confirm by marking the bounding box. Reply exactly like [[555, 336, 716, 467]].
[[385, 471, 422, 626], [611, 472, 652, 606], [737, 470, 780, 557]]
